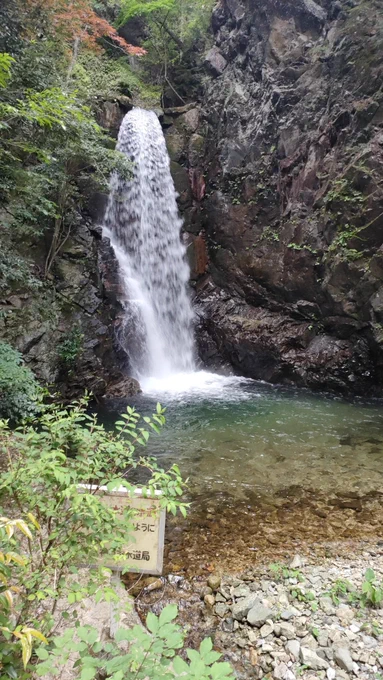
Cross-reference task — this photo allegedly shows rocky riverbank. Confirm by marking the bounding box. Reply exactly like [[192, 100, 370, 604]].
[[133, 544, 383, 680]]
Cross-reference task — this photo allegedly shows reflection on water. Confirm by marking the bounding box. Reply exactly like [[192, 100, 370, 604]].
[[102, 376, 383, 504]]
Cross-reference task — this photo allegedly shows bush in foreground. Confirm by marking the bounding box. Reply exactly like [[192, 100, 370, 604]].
[[0, 398, 234, 679]]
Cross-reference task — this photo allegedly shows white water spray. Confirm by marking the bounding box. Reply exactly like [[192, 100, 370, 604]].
[[103, 108, 195, 380]]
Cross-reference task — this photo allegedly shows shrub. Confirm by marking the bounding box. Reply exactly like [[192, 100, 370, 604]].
[[0, 398, 187, 675], [0, 398, 235, 678], [38, 604, 235, 679], [57, 326, 84, 367], [0, 342, 41, 420]]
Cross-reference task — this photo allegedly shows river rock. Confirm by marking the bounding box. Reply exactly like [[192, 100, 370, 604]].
[[215, 602, 229, 617], [273, 662, 289, 679], [289, 555, 303, 569], [204, 594, 215, 607], [300, 646, 329, 670], [286, 639, 300, 660], [207, 573, 221, 591], [247, 601, 274, 627], [327, 669, 336, 680], [232, 594, 259, 621], [278, 622, 296, 639], [334, 646, 354, 673], [260, 622, 274, 637]]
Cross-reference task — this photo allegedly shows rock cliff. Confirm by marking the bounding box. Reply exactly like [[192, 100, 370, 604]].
[[167, 0, 383, 393]]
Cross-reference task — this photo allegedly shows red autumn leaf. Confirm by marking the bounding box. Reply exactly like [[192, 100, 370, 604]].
[[25, 0, 146, 56]]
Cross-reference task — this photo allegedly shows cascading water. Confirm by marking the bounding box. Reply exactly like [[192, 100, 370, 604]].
[[103, 108, 196, 381]]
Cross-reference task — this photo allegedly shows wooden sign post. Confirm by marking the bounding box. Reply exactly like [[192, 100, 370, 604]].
[[79, 485, 166, 575]]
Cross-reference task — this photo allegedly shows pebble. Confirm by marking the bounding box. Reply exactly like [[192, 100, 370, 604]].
[[232, 584, 250, 598], [232, 593, 258, 621], [319, 596, 335, 615], [204, 593, 215, 607], [273, 661, 289, 679], [278, 622, 295, 640], [336, 605, 354, 625], [281, 608, 299, 620], [249, 648, 258, 666], [200, 554, 383, 680]]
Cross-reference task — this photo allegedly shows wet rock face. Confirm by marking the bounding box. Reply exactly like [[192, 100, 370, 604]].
[[168, 0, 383, 394], [2, 223, 135, 401]]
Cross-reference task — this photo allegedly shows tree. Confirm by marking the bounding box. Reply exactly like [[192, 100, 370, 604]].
[[117, 0, 214, 104], [25, 0, 146, 57], [0, 81, 131, 276], [118, 0, 214, 50]]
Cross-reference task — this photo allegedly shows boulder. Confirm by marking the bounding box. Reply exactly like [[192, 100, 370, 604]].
[[204, 47, 227, 77], [106, 377, 142, 397], [232, 594, 259, 621], [247, 601, 274, 627]]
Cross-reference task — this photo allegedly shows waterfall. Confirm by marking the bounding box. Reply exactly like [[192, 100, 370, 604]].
[[103, 108, 196, 380]]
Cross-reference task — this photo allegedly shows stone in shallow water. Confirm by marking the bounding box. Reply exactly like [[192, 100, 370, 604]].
[[247, 602, 274, 627]]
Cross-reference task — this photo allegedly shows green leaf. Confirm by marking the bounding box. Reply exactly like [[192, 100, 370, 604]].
[[365, 568, 375, 583], [159, 604, 178, 625], [146, 611, 159, 634], [80, 668, 97, 680], [173, 656, 189, 674], [35, 647, 49, 660], [199, 637, 213, 657]]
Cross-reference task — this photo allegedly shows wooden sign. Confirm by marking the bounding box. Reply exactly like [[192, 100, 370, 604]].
[[79, 486, 166, 575]]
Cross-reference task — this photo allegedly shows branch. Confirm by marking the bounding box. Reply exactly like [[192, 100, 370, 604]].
[[153, 17, 184, 51], [65, 35, 81, 90]]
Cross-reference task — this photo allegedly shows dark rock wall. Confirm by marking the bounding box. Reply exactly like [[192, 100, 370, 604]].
[[166, 0, 383, 394]]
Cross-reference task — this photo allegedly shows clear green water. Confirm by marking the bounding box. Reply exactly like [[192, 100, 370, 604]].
[[103, 376, 383, 505]]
